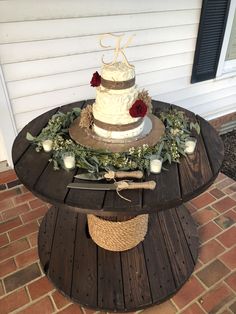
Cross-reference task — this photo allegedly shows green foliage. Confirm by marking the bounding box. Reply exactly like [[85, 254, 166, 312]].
[[26, 107, 200, 173]]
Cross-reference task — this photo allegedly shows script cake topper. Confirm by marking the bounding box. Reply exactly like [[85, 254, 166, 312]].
[[99, 33, 134, 68]]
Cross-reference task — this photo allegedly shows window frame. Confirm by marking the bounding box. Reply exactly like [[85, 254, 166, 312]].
[[216, 0, 236, 77]]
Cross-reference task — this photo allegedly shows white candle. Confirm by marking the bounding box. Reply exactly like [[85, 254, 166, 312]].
[[42, 139, 53, 152], [63, 155, 75, 169], [150, 156, 163, 174], [184, 137, 197, 154]]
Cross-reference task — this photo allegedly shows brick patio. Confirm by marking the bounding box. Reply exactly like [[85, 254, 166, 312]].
[[0, 170, 235, 314]]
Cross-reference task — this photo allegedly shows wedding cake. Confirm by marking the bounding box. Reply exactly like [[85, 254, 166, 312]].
[[92, 61, 148, 140], [69, 34, 164, 153]]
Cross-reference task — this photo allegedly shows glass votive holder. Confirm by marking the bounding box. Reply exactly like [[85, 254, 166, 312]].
[[150, 155, 163, 174], [63, 152, 76, 170], [42, 139, 53, 152], [184, 137, 197, 154]]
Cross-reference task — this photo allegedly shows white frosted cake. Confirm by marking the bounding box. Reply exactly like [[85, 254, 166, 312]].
[[91, 62, 147, 140]]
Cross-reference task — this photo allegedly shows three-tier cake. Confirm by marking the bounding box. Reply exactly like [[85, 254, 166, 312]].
[[69, 41, 164, 152]]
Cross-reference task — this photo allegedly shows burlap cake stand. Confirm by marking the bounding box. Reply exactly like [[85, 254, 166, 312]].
[[69, 113, 165, 252]]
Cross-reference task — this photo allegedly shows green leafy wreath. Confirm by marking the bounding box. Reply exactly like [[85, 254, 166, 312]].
[[26, 107, 200, 173]]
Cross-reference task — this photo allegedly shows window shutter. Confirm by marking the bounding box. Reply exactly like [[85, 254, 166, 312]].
[[191, 0, 231, 83]]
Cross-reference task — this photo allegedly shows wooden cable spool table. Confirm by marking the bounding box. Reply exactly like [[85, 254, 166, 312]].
[[12, 100, 224, 313]]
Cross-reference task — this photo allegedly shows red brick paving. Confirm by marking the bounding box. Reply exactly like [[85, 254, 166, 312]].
[[190, 192, 216, 209], [199, 282, 234, 313], [217, 226, 236, 247], [199, 239, 225, 263], [0, 170, 235, 314], [212, 196, 236, 212]]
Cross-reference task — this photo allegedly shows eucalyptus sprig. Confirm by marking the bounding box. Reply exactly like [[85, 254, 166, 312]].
[[26, 107, 200, 173]]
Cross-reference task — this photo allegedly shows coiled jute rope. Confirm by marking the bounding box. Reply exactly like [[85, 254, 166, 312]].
[[87, 214, 149, 251]]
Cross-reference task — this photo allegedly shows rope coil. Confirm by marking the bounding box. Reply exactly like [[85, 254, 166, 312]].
[[87, 214, 149, 251]]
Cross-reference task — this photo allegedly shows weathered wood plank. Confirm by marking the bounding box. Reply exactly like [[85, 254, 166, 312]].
[[38, 206, 59, 273], [197, 115, 224, 176], [97, 249, 124, 311], [152, 99, 171, 116], [12, 107, 58, 164], [143, 213, 176, 302], [121, 244, 152, 310], [143, 163, 181, 211], [34, 164, 77, 203], [176, 205, 198, 262], [173, 105, 213, 200], [14, 145, 51, 189], [34, 101, 86, 203], [71, 214, 97, 308], [158, 208, 194, 285], [48, 208, 77, 296]]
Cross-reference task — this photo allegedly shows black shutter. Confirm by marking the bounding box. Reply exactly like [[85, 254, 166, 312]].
[[191, 0, 231, 83]]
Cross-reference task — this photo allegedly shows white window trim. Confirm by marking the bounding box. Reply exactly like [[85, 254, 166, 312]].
[[0, 65, 17, 168], [216, 0, 236, 78]]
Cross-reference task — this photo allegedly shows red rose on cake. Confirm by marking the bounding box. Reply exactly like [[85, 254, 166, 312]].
[[90, 71, 101, 87], [129, 100, 147, 118]]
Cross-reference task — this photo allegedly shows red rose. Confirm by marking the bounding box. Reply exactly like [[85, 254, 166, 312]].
[[90, 71, 101, 87], [129, 100, 147, 118]]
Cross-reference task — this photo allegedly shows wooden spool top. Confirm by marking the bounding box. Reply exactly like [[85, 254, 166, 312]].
[[12, 100, 224, 216]]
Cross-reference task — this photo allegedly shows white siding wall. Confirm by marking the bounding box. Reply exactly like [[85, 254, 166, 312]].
[[0, 0, 235, 132]]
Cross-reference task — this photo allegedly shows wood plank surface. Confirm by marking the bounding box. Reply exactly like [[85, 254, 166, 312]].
[[121, 244, 152, 310], [158, 208, 194, 286], [143, 213, 176, 302], [71, 214, 97, 308], [38, 206, 59, 273], [34, 101, 86, 203], [197, 115, 224, 176], [12, 107, 58, 164], [34, 163, 77, 203], [13, 100, 223, 214], [14, 145, 51, 189], [48, 208, 78, 296], [152, 99, 171, 115], [65, 167, 106, 210], [174, 105, 213, 200], [38, 204, 198, 312], [97, 249, 124, 311], [176, 205, 198, 262], [143, 163, 181, 211]]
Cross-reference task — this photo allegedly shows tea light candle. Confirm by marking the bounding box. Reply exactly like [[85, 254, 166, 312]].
[[184, 137, 197, 154], [63, 154, 75, 170], [150, 156, 163, 174], [42, 139, 53, 152]]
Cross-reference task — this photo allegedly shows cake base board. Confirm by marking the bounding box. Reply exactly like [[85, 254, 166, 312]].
[[69, 114, 165, 153]]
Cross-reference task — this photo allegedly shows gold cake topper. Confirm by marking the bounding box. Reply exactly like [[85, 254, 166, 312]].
[[99, 33, 134, 68]]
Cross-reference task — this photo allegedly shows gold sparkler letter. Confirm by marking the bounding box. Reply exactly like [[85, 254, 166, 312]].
[[99, 33, 134, 68]]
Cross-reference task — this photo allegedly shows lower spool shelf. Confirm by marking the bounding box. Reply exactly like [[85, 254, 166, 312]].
[[38, 205, 199, 312]]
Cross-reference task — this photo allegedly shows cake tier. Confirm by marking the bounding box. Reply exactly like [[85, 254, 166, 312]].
[[93, 119, 145, 140], [101, 62, 135, 82], [93, 86, 139, 125]]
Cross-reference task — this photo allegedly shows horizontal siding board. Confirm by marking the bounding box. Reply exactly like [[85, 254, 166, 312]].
[[12, 85, 95, 115], [178, 85, 236, 108], [3, 39, 196, 82], [11, 76, 191, 116], [0, 0, 233, 134], [0, 0, 201, 22], [8, 65, 192, 99], [0, 24, 198, 64], [0, 10, 200, 43], [190, 98, 236, 120], [155, 75, 236, 103]]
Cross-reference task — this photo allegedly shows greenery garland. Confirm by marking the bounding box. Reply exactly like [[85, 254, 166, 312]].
[[26, 108, 200, 173]]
